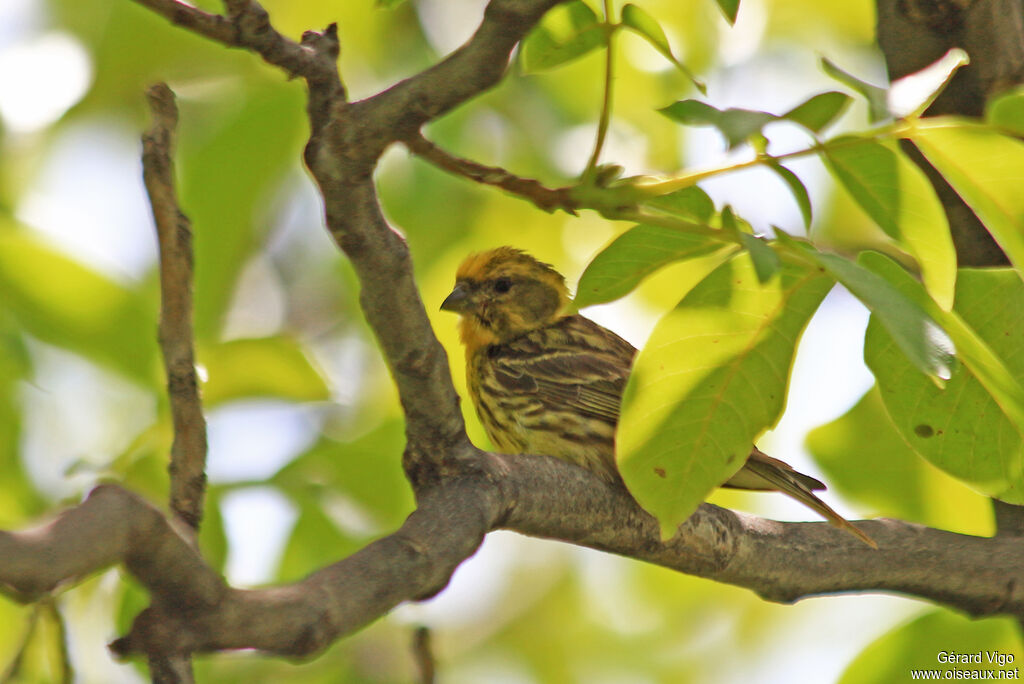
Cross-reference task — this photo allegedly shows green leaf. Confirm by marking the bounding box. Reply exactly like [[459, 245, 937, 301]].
[[840, 609, 1022, 684], [180, 84, 307, 341], [822, 137, 956, 309], [864, 265, 1024, 502], [778, 239, 955, 380], [820, 57, 889, 123], [617, 254, 832, 538], [643, 186, 716, 222], [375, 0, 407, 7], [277, 499, 360, 583], [0, 228, 156, 384], [714, 0, 740, 24], [987, 86, 1024, 136], [621, 4, 672, 59], [658, 100, 777, 150], [274, 421, 414, 530], [782, 91, 852, 133], [719, 204, 739, 233], [911, 122, 1024, 282], [520, 1, 605, 73], [575, 223, 733, 308], [198, 487, 229, 573], [200, 336, 329, 405], [0, 318, 43, 524], [739, 233, 779, 283], [806, 385, 991, 533], [621, 4, 706, 93], [767, 163, 812, 228]]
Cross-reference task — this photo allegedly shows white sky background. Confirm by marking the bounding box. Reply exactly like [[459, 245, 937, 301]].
[[0, 0, 925, 682]]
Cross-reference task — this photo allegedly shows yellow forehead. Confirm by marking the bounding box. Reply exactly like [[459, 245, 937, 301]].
[[456, 247, 563, 285]]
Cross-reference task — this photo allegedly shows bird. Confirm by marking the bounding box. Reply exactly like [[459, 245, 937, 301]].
[[441, 246, 875, 547]]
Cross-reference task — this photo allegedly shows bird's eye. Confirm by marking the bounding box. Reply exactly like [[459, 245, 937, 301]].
[[493, 277, 513, 294]]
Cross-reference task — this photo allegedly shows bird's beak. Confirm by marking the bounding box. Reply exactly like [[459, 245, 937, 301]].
[[441, 283, 471, 313]]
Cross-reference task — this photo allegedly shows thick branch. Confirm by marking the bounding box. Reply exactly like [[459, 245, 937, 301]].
[[0, 457, 1021, 659], [93, 0, 1024, 666], [299, 0, 567, 471], [133, 0, 565, 473], [348, 0, 564, 149]]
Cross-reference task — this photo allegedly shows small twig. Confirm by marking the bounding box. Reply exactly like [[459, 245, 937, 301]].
[[133, 0, 236, 44], [584, 1, 617, 177], [411, 626, 435, 684], [143, 82, 204, 684], [44, 600, 75, 684], [132, 0, 342, 87], [404, 133, 578, 214], [0, 605, 40, 683], [143, 83, 208, 534]]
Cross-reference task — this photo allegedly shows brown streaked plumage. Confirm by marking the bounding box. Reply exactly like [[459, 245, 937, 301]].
[[442, 246, 875, 547]]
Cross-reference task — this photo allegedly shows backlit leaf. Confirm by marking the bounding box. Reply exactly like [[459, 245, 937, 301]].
[[986, 86, 1024, 136], [575, 223, 733, 308], [782, 91, 852, 133], [200, 336, 329, 405], [520, 1, 604, 73], [0, 228, 156, 384], [821, 57, 889, 123], [777, 239, 954, 380], [739, 233, 779, 283], [767, 163, 812, 228], [659, 100, 776, 150], [840, 610, 1021, 684], [887, 48, 968, 119], [643, 186, 716, 223], [864, 265, 1024, 502], [618, 253, 832, 537], [911, 122, 1024, 282], [621, 4, 705, 93], [822, 137, 956, 309], [806, 385, 991, 533]]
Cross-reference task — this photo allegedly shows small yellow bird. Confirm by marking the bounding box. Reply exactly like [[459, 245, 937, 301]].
[[442, 246, 875, 547]]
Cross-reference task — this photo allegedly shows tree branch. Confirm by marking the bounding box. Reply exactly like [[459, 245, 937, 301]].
[[11, 0, 1007, 666], [143, 83, 207, 534], [404, 132, 578, 214], [411, 626, 436, 684], [0, 458, 1020, 659], [132, 0, 342, 87]]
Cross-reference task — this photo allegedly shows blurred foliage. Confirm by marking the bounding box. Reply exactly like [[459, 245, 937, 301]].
[[840, 609, 1022, 684], [0, 0, 1021, 682]]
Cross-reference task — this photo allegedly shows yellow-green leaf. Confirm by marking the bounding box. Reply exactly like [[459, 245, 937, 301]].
[[822, 137, 956, 309], [0, 228, 156, 384], [618, 253, 832, 537], [864, 265, 1024, 502], [911, 122, 1024, 283], [201, 336, 329, 405]]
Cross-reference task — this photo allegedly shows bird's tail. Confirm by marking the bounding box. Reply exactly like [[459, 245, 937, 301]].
[[726, 448, 877, 548]]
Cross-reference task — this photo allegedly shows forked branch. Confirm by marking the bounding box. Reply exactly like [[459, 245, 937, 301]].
[[0, 0, 1020, 671]]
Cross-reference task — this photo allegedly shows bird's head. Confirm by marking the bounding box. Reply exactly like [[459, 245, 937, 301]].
[[441, 247, 570, 350]]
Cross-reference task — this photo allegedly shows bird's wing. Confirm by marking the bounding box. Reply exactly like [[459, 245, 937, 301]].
[[488, 316, 635, 424]]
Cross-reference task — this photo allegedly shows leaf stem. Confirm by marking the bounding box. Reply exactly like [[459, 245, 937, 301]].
[[584, 1, 617, 177], [634, 121, 911, 197]]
